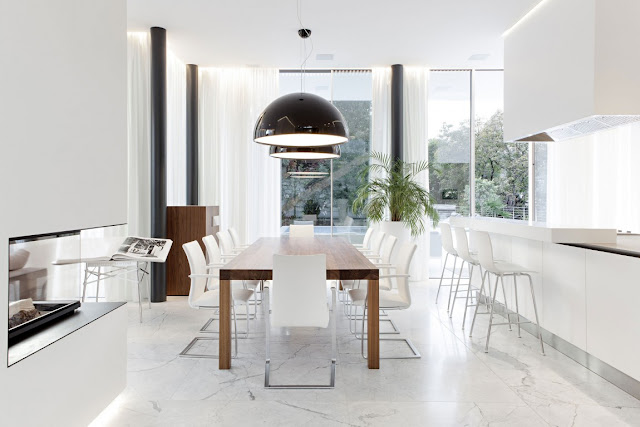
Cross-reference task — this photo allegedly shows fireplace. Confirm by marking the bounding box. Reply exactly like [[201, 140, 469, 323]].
[[8, 231, 82, 345]]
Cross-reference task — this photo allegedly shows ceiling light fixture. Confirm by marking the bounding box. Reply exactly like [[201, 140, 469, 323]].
[[269, 145, 341, 160], [253, 1, 348, 154]]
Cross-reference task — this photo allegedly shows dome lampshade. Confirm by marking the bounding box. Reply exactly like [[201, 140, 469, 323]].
[[269, 145, 341, 160], [254, 92, 349, 147]]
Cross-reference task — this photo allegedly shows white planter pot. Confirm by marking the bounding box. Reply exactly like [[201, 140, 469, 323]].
[[380, 221, 411, 244]]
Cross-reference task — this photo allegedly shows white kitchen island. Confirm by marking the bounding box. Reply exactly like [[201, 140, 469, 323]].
[[449, 216, 640, 398]]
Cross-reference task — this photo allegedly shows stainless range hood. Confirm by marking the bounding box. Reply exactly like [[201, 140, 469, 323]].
[[504, 0, 640, 143]]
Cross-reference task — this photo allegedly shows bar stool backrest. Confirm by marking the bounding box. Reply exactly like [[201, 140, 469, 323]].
[[452, 227, 474, 264], [440, 223, 457, 256], [271, 254, 329, 328], [183, 241, 208, 308], [470, 230, 497, 272], [290, 224, 314, 237], [217, 230, 236, 255]]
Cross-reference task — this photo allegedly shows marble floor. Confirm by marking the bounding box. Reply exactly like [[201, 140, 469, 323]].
[[90, 280, 640, 426]]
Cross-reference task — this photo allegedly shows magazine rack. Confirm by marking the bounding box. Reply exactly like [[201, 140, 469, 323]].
[[81, 260, 151, 322]]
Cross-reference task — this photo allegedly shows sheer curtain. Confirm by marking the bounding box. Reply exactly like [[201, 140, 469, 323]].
[[166, 50, 186, 206], [403, 67, 430, 280], [371, 67, 392, 168], [199, 68, 280, 244], [547, 122, 640, 231]]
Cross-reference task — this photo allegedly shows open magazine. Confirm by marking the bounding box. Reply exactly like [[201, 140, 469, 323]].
[[111, 237, 173, 262], [54, 237, 173, 265]]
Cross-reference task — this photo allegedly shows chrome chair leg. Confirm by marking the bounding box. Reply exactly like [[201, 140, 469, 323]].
[[499, 275, 512, 331], [461, 264, 476, 329], [446, 256, 458, 311], [484, 275, 500, 353], [469, 269, 489, 337], [264, 286, 336, 389], [180, 305, 238, 359], [513, 274, 521, 338], [359, 301, 420, 360], [435, 253, 449, 303], [524, 273, 545, 355], [449, 260, 466, 317]]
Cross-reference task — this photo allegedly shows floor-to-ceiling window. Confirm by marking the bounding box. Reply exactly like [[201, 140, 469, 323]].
[[279, 70, 372, 240], [428, 69, 530, 277], [474, 70, 529, 220]]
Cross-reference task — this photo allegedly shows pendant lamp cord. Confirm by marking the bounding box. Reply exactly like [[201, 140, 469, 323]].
[[297, 0, 313, 93]]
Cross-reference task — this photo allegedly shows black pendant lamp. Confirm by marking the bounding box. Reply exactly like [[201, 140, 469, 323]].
[[254, 92, 349, 148], [269, 145, 341, 160]]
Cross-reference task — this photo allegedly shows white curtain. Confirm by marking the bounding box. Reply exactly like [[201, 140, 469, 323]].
[[166, 50, 186, 206], [199, 68, 280, 244], [547, 121, 640, 231], [371, 67, 392, 168], [127, 32, 150, 238], [403, 67, 430, 280]]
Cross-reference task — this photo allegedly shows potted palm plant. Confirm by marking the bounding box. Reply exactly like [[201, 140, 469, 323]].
[[352, 152, 439, 239]]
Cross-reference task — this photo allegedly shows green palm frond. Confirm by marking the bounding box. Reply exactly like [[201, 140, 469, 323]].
[[352, 151, 440, 236]]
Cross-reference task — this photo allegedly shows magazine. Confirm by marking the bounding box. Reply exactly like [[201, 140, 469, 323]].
[[53, 236, 173, 265]]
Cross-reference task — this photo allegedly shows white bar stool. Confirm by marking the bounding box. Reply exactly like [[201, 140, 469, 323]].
[[468, 231, 545, 355], [449, 226, 489, 329], [435, 223, 460, 310]]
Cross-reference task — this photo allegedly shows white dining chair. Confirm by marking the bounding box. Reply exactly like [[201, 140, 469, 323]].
[[469, 231, 544, 355], [264, 254, 336, 388], [352, 227, 374, 250], [348, 242, 420, 359], [206, 233, 261, 321], [179, 241, 254, 359], [289, 224, 314, 237], [229, 227, 251, 250], [217, 230, 242, 256], [359, 230, 385, 256]]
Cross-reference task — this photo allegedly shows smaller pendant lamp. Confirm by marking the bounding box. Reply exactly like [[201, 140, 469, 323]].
[[269, 145, 340, 160], [254, 92, 349, 148]]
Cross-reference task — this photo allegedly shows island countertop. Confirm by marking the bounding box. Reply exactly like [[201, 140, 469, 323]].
[[448, 216, 617, 244]]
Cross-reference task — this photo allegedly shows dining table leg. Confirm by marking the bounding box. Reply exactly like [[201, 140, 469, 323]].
[[219, 279, 232, 369], [367, 278, 380, 369]]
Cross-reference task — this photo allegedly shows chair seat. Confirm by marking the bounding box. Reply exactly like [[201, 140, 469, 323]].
[[341, 279, 361, 290], [348, 288, 409, 309], [490, 261, 535, 274], [193, 288, 254, 308]]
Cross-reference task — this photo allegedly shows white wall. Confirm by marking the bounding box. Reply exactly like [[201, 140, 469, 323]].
[[547, 121, 640, 232], [0, 0, 128, 422]]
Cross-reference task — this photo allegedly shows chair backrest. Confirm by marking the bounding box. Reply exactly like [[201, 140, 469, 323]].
[[202, 234, 223, 265], [183, 241, 210, 308], [290, 224, 314, 237], [440, 223, 457, 255], [271, 254, 329, 328], [452, 226, 473, 263], [470, 230, 497, 272], [343, 216, 354, 227], [379, 235, 397, 264], [369, 231, 386, 255], [361, 227, 374, 248], [217, 230, 236, 255], [229, 227, 243, 248], [386, 243, 417, 307]]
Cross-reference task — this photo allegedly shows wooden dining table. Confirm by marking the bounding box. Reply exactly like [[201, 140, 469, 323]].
[[218, 235, 380, 369]]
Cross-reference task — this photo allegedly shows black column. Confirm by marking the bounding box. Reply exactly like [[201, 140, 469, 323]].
[[391, 64, 404, 163], [150, 27, 167, 302], [186, 64, 199, 205]]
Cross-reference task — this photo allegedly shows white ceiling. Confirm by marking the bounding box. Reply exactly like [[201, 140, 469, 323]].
[[127, 0, 541, 69]]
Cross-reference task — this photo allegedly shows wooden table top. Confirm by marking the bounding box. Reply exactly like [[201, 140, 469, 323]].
[[219, 236, 379, 281]]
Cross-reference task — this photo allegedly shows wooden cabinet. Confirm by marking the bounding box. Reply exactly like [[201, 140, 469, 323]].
[[166, 206, 219, 296]]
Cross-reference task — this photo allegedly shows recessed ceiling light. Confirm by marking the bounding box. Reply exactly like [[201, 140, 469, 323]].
[[468, 53, 490, 61], [316, 53, 334, 61]]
